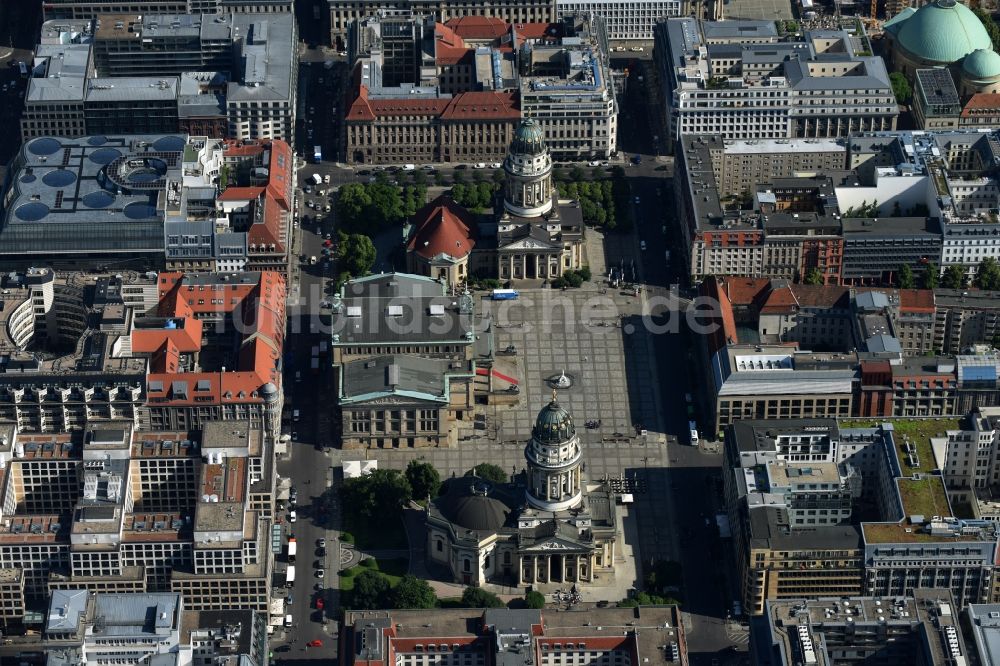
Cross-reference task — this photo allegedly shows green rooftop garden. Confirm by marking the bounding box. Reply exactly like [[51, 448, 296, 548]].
[[838, 418, 961, 473]]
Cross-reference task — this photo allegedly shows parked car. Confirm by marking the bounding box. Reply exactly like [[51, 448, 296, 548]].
[[473, 162, 486, 169], [314, 568, 325, 579], [289, 511, 297, 523]]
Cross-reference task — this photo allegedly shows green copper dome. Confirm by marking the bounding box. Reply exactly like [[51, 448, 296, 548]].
[[532, 395, 575, 444], [963, 48, 1000, 80], [896, 0, 993, 65], [510, 118, 547, 156]]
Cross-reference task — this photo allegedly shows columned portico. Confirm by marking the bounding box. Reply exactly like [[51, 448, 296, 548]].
[[517, 550, 595, 586]]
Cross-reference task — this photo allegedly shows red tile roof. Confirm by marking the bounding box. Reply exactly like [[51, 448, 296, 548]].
[[215, 140, 292, 254], [788, 284, 849, 308], [759, 285, 798, 314], [715, 277, 772, 307], [962, 93, 1000, 115], [143, 272, 286, 405], [444, 16, 509, 40], [217, 186, 265, 201], [441, 91, 519, 120], [435, 22, 473, 65], [899, 288, 935, 313], [408, 195, 477, 259]]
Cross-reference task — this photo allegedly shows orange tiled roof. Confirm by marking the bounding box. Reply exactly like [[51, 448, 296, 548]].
[[788, 284, 849, 308], [408, 195, 477, 260]]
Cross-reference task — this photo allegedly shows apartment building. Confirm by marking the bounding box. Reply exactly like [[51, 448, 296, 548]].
[[22, 14, 297, 143], [935, 289, 1000, 354], [328, 0, 557, 47], [330, 274, 480, 449], [654, 20, 897, 151], [0, 418, 276, 612], [555, 0, 682, 41], [44, 0, 292, 19], [759, 589, 969, 666], [340, 608, 688, 666], [344, 13, 615, 163]]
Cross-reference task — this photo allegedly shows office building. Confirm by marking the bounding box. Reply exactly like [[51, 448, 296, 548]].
[[654, 20, 897, 150], [758, 589, 969, 666], [44, 0, 293, 19], [968, 603, 1000, 666], [329, 273, 481, 449], [344, 14, 615, 163], [724, 418, 1000, 615], [41, 592, 269, 666], [0, 269, 284, 442], [328, 0, 557, 47], [340, 608, 687, 666], [555, 0, 683, 42], [23, 14, 297, 143], [0, 418, 277, 610], [913, 68, 962, 130], [0, 135, 294, 274]]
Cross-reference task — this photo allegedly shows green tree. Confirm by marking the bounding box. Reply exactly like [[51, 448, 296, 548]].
[[391, 575, 438, 609], [974, 8, 1000, 52], [570, 166, 586, 181], [467, 463, 508, 485], [591, 166, 604, 180], [461, 586, 504, 608], [405, 459, 442, 500], [898, 263, 915, 289], [492, 169, 506, 184], [943, 264, 967, 289], [976, 257, 1000, 290], [340, 468, 412, 520], [525, 590, 546, 609], [336, 182, 372, 229], [351, 570, 392, 609], [889, 72, 911, 105], [338, 234, 376, 277], [803, 268, 824, 285], [922, 262, 939, 289]]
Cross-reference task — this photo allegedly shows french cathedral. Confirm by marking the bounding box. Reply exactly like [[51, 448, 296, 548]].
[[425, 393, 619, 587], [406, 118, 586, 287]]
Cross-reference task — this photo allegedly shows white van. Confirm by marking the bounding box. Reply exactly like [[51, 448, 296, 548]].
[[689, 421, 699, 446], [285, 614, 294, 627], [402, 164, 415, 171]]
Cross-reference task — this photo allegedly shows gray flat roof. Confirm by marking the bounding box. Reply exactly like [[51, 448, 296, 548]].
[[27, 44, 91, 103], [86, 76, 179, 102]]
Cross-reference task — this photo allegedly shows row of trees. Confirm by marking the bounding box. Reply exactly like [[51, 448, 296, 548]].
[[803, 259, 1000, 291], [551, 266, 592, 289], [557, 180, 620, 229], [336, 179, 427, 233], [451, 182, 499, 212]]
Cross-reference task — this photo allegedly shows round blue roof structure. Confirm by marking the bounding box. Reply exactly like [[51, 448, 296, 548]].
[[896, 0, 993, 65], [963, 48, 1000, 79], [14, 203, 50, 222], [89, 148, 123, 165], [27, 138, 61, 156], [122, 202, 158, 220], [152, 136, 185, 152], [82, 191, 115, 208], [42, 170, 77, 188]]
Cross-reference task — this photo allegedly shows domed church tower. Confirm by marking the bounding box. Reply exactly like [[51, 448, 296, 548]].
[[503, 118, 554, 218], [524, 391, 583, 512]]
